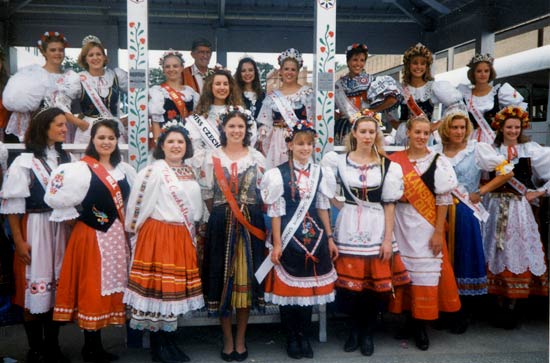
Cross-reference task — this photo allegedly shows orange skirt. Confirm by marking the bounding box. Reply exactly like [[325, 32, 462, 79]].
[[125, 218, 203, 314], [53, 221, 126, 330], [487, 268, 549, 299], [388, 244, 461, 320], [335, 253, 411, 293]]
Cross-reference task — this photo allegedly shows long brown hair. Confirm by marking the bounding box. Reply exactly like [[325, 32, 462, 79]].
[[194, 70, 243, 116]]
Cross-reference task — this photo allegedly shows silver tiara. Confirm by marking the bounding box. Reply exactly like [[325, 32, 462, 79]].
[[468, 53, 494, 67], [82, 35, 102, 47]]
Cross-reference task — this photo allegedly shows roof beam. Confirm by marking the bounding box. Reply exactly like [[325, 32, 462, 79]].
[[382, 0, 434, 30], [218, 0, 225, 27], [418, 0, 450, 14], [9, 0, 33, 17]]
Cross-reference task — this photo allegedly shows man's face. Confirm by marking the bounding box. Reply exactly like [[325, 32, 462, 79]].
[[191, 45, 212, 69]]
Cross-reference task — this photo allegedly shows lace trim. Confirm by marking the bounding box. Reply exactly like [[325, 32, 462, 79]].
[[273, 264, 337, 288], [123, 290, 205, 316], [264, 292, 335, 306]]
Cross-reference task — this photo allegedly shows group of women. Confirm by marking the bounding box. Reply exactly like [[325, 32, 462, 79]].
[[0, 31, 548, 363]]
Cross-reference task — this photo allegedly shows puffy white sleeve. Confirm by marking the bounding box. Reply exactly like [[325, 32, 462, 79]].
[[125, 165, 160, 233], [525, 142, 550, 192], [118, 162, 137, 188], [367, 75, 402, 111], [320, 151, 339, 179], [335, 78, 358, 119], [54, 70, 82, 112], [316, 166, 336, 210], [44, 161, 91, 221], [434, 155, 458, 205], [382, 161, 404, 202], [260, 167, 286, 217], [0, 142, 8, 175], [474, 142, 513, 174], [256, 93, 274, 126], [2, 65, 47, 112], [498, 83, 527, 110], [0, 154, 33, 214], [149, 86, 166, 123], [114, 68, 129, 93], [431, 80, 464, 107]]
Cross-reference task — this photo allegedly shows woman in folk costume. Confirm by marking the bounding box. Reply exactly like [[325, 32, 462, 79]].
[[257, 48, 313, 169], [45, 119, 136, 363], [235, 57, 266, 123], [260, 120, 338, 360], [149, 50, 200, 142], [322, 110, 410, 357], [457, 53, 526, 144], [0, 108, 71, 363], [124, 121, 204, 363], [387, 115, 460, 351], [393, 43, 464, 146], [482, 106, 549, 329], [432, 106, 513, 333], [2, 32, 72, 143], [333, 43, 402, 145], [61, 35, 128, 144], [199, 106, 266, 362]]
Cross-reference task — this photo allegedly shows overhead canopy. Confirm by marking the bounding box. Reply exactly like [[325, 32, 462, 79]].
[[0, 0, 548, 55]]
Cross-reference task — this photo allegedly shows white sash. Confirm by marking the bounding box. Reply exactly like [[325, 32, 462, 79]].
[[467, 95, 496, 143], [255, 164, 321, 283], [271, 90, 300, 129], [189, 114, 221, 149], [160, 161, 197, 245], [334, 84, 360, 119], [507, 177, 528, 195], [451, 184, 489, 222], [30, 157, 51, 192], [80, 73, 114, 118]]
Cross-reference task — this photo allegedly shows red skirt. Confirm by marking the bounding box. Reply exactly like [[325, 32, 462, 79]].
[[487, 268, 549, 299], [53, 221, 126, 330], [335, 253, 411, 293], [388, 244, 461, 320]]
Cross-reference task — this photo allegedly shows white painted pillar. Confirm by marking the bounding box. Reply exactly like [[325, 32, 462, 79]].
[[476, 31, 495, 56], [127, 0, 149, 170], [313, 0, 336, 162]]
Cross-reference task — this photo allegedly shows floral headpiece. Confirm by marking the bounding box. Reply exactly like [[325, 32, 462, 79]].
[[161, 119, 189, 136], [491, 106, 529, 130], [82, 35, 102, 47], [219, 105, 255, 127], [286, 119, 316, 141], [37, 31, 69, 49], [159, 49, 184, 67], [403, 43, 433, 65], [278, 48, 303, 68], [350, 109, 384, 129], [346, 43, 368, 53], [467, 53, 494, 68]]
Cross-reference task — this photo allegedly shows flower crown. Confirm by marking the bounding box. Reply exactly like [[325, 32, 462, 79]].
[[82, 35, 102, 47], [219, 105, 255, 127], [285, 119, 316, 141], [278, 48, 303, 68], [159, 49, 184, 67], [346, 43, 368, 53], [37, 31, 69, 49], [491, 106, 529, 130], [403, 43, 433, 65], [350, 109, 384, 129], [161, 119, 189, 136], [467, 53, 494, 67]]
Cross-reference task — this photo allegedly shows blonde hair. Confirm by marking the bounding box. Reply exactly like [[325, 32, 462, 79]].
[[345, 117, 385, 158], [78, 41, 108, 70], [406, 115, 431, 130], [438, 113, 473, 145]]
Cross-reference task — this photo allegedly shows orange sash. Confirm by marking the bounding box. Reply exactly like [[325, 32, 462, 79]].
[[82, 156, 125, 224], [402, 86, 425, 117], [182, 67, 199, 93], [389, 150, 436, 226], [160, 83, 189, 119], [212, 156, 266, 241]]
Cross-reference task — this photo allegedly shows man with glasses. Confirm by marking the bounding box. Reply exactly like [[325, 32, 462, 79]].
[[183, 38, 213, 94]]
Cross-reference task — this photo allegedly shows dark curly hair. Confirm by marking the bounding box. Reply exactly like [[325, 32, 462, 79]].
[[219, 109, 252, 147], [346, 44, 368, 62], [84, 119, 122, 166], [153, 127, 194, 161], [194, 69, 243, 116], [25, 107, 71, 164]]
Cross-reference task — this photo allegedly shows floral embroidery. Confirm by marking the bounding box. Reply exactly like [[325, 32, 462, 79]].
[[49, 170, 65, 195], [92, 205, 109, 225]]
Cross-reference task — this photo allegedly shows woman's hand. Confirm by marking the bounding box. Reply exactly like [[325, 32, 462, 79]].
[[469, 191, 481, 204], [526, 190, 545, 203], [271, 244, 282, 265], [379, 239, 393, 262], [429, 231, 443, 256], [79, 119, 90, 132], [15, 239, 32, 265], [328, 238, 339, 261]]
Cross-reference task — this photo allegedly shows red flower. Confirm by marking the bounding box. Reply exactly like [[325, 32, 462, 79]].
[[328, 92, 334, 99], [129, 154, 136, 161], [328, 137, 334, 143], [129, 54, 135, 60], [315, 147, 321, 153], [129, 22, 135, 28], [130, 87, 135, 93], [129, 120, 136, 127], [328, 31, 334, 38], [316, 115, 322, 121], [328, 69, 333, 73], [320, 46, 326, 53], [140, 137, 147, 144], [139, 38, 146, 44], [167, 110, 178, 120], [140, 104, 146, 111]]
